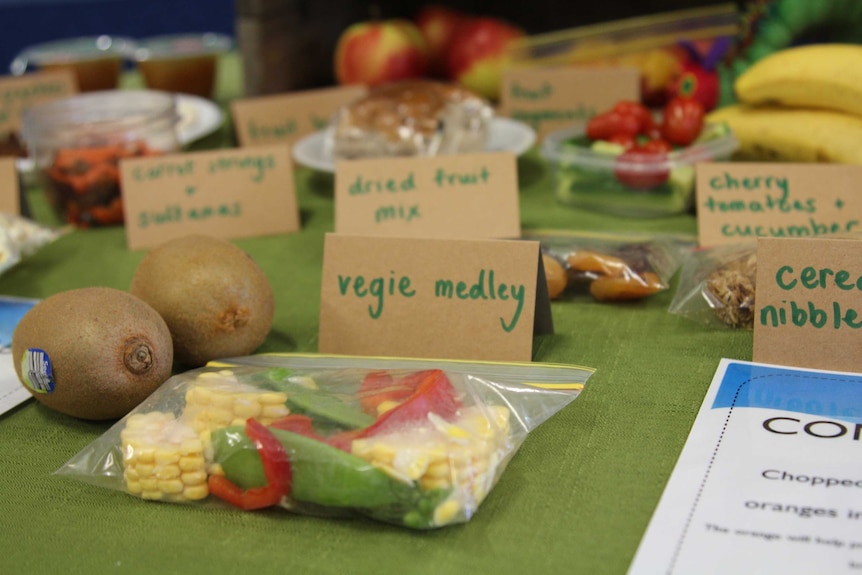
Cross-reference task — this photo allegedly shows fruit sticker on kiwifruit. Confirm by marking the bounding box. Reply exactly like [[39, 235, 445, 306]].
[[20, 348, 55, 393]]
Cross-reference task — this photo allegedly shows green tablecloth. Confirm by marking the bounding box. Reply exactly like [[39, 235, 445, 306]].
[[0, 54, 752, 575]]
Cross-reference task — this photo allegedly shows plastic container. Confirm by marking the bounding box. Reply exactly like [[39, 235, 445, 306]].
[[505, 4, 739, 105], [10, 35, 136, 92], [132, 33, 233, 99], [541, 122, 738, 218], [20, 90, 180, 227]]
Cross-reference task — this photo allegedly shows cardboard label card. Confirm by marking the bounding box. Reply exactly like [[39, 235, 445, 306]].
[[696, 163, 862, 248], [318, 233, 553, 362], [753, 236, 862, 373], [334, 152, 520, 239], [231, 85, 367, 147], [0, 158, 19, 215], [498, 66, 640, 139], [120, 144, 300, 250], [0, 70, 77, 135]]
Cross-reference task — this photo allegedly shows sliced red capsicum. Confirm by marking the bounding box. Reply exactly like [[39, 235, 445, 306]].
[[359, 369, 460, 438], [358, 370, 414, 415], [208, 418, 293, 510]]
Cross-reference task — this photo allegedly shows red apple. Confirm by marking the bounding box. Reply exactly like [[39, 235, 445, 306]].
[[446, 17, 526, 101], [415, 4, 469, 77], [334, 19, 429, 87]]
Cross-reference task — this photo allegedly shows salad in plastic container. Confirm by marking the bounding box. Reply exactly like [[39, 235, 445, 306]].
[[56, 353, 593, 529], [542, 98, 737, 217]]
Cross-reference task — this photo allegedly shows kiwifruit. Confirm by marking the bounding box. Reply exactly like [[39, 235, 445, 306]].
[[11, 286, 174, 420], [130, 234, 275, 368]]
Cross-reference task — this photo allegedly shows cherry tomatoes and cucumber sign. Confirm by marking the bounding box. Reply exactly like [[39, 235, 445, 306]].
[[695, 163, 862, 248], [753, 236, 862, 374], [318, 234, 554, 362]]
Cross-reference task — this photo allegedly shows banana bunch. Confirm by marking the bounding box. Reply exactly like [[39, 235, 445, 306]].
[[707, 43, 862, 165]]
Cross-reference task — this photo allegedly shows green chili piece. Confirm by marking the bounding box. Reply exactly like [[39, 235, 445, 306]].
[[211, 426, 413, 508]]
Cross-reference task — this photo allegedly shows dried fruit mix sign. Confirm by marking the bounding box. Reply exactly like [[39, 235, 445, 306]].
[[694, 163, 862, 248]]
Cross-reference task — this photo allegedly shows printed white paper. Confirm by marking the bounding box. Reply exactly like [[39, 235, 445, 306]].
[[628, 358, 862, 574]]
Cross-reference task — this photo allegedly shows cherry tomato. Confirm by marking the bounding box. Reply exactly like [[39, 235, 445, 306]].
[[639, 138, 674, 154], [612, 100, 656, 133], [607, 132, 637, 151], [614, 149, 670, 189], [586, 110, 641, 140], [660, 97, 705, 146]]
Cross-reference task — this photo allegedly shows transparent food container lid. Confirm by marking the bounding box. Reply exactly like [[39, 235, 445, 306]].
[[21, 90, 179, 148], [132, 33, 233, 62], [10, 35, 136, 74], [506, 4, 739, 68], [541, 122, 739, 171]]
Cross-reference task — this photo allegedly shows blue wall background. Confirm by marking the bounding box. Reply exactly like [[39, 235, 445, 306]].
[[0, 0, 235, 75]]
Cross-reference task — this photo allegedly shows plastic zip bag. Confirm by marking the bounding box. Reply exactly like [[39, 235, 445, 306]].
[[526, 230, 691, 302], [0, 212, 65, 276], [57, 353, 593, 529], [668, 241, 757, 329]]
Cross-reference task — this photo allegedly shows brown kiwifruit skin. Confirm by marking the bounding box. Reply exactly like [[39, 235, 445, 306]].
[[11, 287, 174, 421], [130, 234, 275, 368]]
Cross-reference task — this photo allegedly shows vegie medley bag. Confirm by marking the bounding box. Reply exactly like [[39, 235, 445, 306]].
[[58, 353, 593, 529]]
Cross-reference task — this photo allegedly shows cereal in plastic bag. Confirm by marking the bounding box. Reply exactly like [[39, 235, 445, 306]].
[[668, 242, 757, 329]]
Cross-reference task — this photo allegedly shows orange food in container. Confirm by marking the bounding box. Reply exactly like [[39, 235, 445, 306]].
[[21, 90, 180, 227], [10, 35, 136, 92], [132, 33, 233, 98]]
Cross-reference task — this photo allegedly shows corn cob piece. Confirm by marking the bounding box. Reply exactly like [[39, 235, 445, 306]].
[[181, 370, 290, 476], [182, 370, 290, 435], [351, 404, 512, 526], [120, 411, 209, 502]]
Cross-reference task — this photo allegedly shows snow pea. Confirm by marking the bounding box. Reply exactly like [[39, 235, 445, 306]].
[[211, 425, 413, 508], [261, 369, 374, 430]]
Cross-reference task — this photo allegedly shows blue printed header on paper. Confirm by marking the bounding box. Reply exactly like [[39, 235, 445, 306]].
[[711, 361, 862, 423]]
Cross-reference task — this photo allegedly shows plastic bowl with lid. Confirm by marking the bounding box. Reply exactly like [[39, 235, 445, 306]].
[[21, 90, 180, 227], [132, 33, 233, 99], [10, 35, 136, 92], [541, 122, 738, 218]]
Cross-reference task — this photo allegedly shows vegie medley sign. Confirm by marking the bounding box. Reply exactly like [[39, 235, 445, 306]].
[[318, 234, 553, 362]]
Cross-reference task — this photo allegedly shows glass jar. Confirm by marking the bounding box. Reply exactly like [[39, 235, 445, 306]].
[[21, 90, 180, 227]]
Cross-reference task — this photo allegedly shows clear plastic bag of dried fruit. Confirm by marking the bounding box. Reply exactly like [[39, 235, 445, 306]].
[[56, 353, 592, 529], [527, 231, 691, 303], [668, 242, 757, 329]]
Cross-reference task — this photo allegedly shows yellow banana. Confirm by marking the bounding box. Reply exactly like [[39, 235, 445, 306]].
[[706, 105, 862, 165], [734, 43, 862, 117]]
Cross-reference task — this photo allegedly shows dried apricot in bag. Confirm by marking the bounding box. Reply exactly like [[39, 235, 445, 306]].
[[542, 254, 568, 299], [589, 271, 665, 301]]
